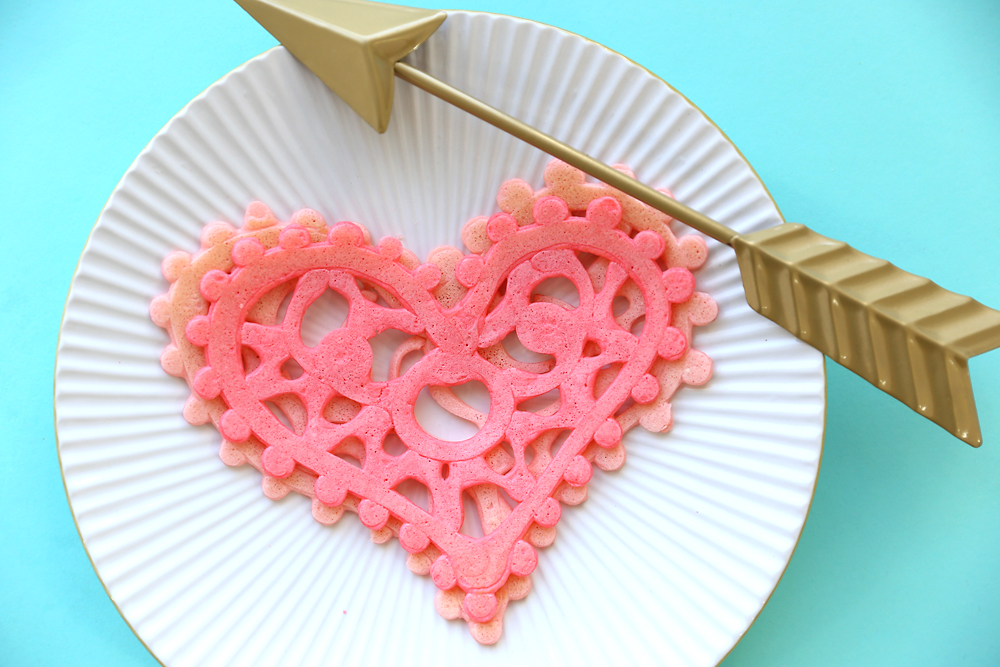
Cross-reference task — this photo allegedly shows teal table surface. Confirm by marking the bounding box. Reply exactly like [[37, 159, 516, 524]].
[[2, 1, 999, 665]]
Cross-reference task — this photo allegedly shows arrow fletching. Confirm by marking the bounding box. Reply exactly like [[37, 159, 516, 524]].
[[734, 223, 1000, 445]]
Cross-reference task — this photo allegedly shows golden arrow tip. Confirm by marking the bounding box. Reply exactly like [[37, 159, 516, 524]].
[[235, 0, 446, 132]]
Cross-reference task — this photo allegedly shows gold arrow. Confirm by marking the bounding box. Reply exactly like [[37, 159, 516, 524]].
[[235, 0, 1000, 445]]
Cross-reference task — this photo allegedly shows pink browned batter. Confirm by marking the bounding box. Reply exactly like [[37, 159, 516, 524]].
[[151, 160, 717, 643]]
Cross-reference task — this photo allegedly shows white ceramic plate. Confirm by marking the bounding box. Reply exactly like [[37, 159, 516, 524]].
[[55, 12, 824, 667]]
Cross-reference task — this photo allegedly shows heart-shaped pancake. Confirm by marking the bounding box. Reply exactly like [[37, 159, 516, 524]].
[[151, 162, 717, 643]]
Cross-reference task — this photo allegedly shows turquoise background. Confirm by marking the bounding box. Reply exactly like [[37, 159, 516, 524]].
[[2, 0, 999, 664]]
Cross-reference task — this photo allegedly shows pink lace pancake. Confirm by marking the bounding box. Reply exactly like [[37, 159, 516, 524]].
[[151, 162, 717, 643]]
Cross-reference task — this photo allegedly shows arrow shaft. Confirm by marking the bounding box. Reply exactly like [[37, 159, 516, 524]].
[[394, 61, 738, 246], [392, 62, 1000, 447]]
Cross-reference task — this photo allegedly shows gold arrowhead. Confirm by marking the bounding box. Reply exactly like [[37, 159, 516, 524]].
[[235, 0, 446, 132]]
